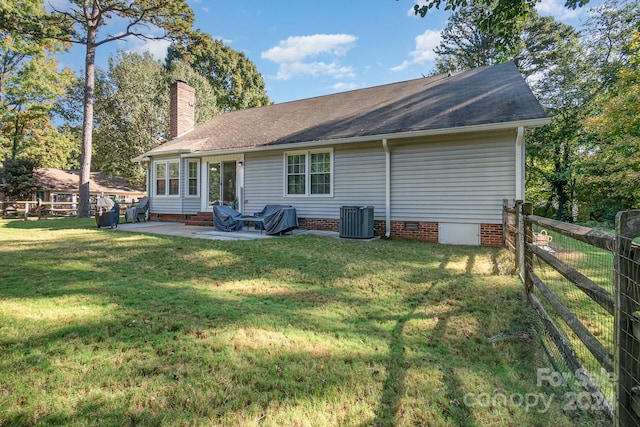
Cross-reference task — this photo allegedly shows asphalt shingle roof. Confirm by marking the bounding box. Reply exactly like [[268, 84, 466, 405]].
[[36, 168, 145, 194], [145, 62, 548, 157]]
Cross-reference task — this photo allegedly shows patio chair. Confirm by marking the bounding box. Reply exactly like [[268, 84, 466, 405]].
[[125, 197, 149, 223], [251, 205, 293, 231], [263, 206, 298, 235], [213, 205, 243, 231], [250, 204, 298, 235]]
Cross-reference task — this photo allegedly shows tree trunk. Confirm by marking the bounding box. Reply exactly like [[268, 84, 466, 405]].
[[78, 25, 97, 218]]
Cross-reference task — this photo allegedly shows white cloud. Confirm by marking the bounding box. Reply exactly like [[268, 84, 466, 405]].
[[536, 0, 583, 21], [262, 34, 357, 62], [262, 34, 358, 80], [128, 39, 172, 61], [275, 62, 355, 80], [332, 82, 359, 91], [391, 29, 441, 72]]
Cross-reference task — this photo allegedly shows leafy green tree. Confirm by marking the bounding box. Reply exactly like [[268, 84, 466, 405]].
[[1, 55, 73, 161], [0, 0, 69, 44], [0, 157, 40, 200], [525, 29, 595, 221], [48, 0, 197, 217], [92, 51, 168, 185], [91, 53, 219, 185], [1, 0, 73, 166], [527, 0, 638, 221], [413, 0, 589, 51], [432, 2, 508, 74], [580, 27, 640, 220], [167, 34, 270, 112], [166, 60, 220, 125], [433, 5, 577, 80]]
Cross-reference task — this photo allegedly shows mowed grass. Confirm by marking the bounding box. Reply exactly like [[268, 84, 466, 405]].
[[0, 218, 609, 426]]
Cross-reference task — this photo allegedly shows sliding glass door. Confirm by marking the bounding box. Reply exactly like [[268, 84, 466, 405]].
[[208, 161, 237, 208]]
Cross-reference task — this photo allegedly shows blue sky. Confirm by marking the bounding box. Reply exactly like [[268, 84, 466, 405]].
[[53, 0, 598, 105]]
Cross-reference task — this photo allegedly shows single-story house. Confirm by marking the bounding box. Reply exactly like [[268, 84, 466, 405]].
[[136, 62, 549, 246], [35, 168, 146, 206]]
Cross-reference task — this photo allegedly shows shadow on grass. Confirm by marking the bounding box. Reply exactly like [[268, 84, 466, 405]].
[[0, 224, 609, 426]]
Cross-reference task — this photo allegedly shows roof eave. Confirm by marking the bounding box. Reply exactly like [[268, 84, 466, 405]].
[[133, 148, 191, 162], [177, 117, 550, 158]]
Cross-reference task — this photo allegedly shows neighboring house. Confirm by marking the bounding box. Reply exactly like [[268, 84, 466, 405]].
[[35, 168, 146, 206], [136, 62, 549, 246]]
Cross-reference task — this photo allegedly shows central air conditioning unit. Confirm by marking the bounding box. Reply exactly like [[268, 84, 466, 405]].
[[340, 206, 374, 239]]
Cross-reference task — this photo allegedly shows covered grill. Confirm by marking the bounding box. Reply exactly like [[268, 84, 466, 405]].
[[95, 197, 119, 228]]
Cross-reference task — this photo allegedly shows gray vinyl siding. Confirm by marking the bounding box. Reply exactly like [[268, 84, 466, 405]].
[[150, 130, 516, 223], [391, 131, 515, 224], [244, 142, 386, 219], [244, 133, 515, 223]]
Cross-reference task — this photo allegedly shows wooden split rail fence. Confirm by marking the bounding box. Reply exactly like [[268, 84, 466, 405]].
[[2, 200, 81, 218], [1, 200, 127, 219], [504, 200, 640, 426]]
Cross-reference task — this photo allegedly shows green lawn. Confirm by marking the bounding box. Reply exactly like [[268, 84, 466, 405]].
[[0, 218, 609, 426]]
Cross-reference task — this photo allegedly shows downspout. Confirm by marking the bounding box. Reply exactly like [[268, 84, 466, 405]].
[[515, 127, 525, 201], [382, 138, 391, 238]]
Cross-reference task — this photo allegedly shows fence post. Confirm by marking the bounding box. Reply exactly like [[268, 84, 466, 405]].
[[522, 202, 534, 303], [503, 199, 509, 248], [616, 210, 640, 427], [515, 200, 524, 281]]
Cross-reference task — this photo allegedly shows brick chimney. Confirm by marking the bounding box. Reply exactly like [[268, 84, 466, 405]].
[[169, 80, 195, 139]]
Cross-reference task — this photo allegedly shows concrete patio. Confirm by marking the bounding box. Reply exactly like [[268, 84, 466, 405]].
[[113, 220, 341, 241]]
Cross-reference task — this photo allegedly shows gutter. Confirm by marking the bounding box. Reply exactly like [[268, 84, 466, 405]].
[[515, 126, 525, 200], [382, 138, 391, 239]]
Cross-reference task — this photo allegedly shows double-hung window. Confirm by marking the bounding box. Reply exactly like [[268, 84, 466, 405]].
[[187, 160, 199, 196], [155, 160, 180, 196], [285, 149, 333, 196], [310, 152, 331, 195], [286, 154, 306, 195]]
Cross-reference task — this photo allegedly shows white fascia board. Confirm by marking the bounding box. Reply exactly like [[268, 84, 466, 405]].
[[144, 149, 192, 159]]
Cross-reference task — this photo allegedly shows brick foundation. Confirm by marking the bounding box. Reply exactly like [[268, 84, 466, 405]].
[[390, 220, 439, 242], [153, 212, 503, 246], [150, 213, 191, 222], [298, 218, 503, 246], [480, 223, 503, 247], [298, 217, 340, 232]]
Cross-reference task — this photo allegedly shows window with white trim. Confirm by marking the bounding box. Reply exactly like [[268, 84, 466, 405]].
[[187, 160, 199, 196], [310, 152, 331, 194], [285, 149, 332, 196], [286, 154, 306, 195], [169, 162, 179, 195], [155, 160, 180, 196]]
